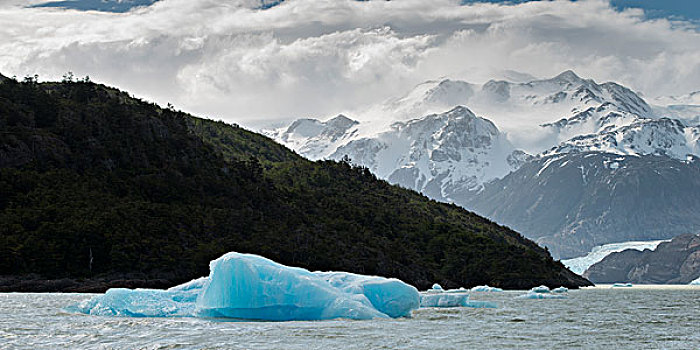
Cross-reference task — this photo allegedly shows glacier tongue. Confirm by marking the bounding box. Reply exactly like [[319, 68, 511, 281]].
[[69, 252, 420, 321], [562, 240, 670, 275]]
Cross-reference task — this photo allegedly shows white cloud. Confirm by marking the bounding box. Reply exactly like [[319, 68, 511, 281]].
[[0, 0, 698, 127]]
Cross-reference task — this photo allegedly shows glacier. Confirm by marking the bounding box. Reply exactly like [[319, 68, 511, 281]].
[[69, 252, 420, 321], [562, 239, 670, 275]]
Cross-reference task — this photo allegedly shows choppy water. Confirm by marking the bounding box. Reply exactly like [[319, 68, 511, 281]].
[[1, 286, 698, 349]]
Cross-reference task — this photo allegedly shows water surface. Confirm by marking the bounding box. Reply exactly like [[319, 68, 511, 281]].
[[1, 286, 698, 349]]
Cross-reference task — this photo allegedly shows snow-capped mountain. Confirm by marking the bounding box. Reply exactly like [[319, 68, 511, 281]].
[[267, 106, 527, 201], [329, 106, 527, 200], [266, 115, 359, 160], [267, 70, 700, 259], [378, 70, 653, 152], [544, 118, 700, 160]]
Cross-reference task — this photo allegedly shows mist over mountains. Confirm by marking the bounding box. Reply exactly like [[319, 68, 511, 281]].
[[269, 71, 700, 259]]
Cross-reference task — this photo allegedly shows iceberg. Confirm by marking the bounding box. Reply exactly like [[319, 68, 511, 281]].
[[612, 283, 633, 288], [691, 277, 700, 285], [562, 240, 670, 275], [69, 277, 207, 317], [470, 285, 503, 292], [517, 285, 568, 299], [551, 287, 568, 293], [69, 252, 420, 321], [419, 287, 497, 308]]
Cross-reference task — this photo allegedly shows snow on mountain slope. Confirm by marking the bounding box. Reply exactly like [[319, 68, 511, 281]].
[[654, 91, 700, 106], [651, 92, 700, 127], [265, 115, 359, 160], [270, 106, 526, 201], [544, 118, 700, 160], [329, 106, 526, 200], [369, 70, 653, 154], [267, 70, 698, 200], [562, 239, 670, 275]]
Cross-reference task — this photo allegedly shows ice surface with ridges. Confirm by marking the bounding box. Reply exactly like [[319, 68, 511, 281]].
[[69, 252, 420, 321]]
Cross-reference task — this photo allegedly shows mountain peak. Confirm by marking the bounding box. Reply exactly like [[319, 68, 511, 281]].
[[551, 70, 583, 83], [325, 114, 358, 129], [445, 105, 477, 118]]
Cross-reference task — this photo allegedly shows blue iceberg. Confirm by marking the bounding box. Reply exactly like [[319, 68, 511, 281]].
[[517, 285, 568, 299], [69, 252, 420, 321], [691, 277, 700, 285]]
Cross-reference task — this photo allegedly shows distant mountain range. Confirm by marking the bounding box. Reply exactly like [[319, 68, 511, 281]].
[[268, 71, 700, 259]]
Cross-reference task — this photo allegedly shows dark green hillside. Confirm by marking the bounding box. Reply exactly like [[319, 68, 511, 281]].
[[0, 76, 590, 291]]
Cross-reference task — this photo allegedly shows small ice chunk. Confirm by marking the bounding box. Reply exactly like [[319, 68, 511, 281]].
[[431, 283, 443, 290], [420, 292, 470, 308], [517, 285, 567, 299], [519, 293, 567, 300], [530, 285, 551, 294], [551, 287, 568, 293], [470, 285, 503, 292], [419, 289, 498, 309], [612, 283, 633, 288], [463, 300, 498, 308]]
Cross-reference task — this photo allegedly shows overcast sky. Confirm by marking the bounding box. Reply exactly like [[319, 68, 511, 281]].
[[1, 0, 699, 128]]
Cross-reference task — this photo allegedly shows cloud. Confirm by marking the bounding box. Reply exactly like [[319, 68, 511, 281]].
[[0, 0, 698, 127]]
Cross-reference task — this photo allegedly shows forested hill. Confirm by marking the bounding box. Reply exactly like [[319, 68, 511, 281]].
[[0, 75, 591, 291]]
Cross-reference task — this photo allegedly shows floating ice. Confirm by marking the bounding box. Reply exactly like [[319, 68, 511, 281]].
[[431, 283, 443, 291], [69, 252, 420, 321], [68, 278, 207, 317], [530, 285, 552, 294], [691, 277, 700, 285], [470, 285, 503, 292], [612, 283, 633, 288], [420, 292, 470, 308], [419, 287, 497, 308], [518, 285, 568, 299]]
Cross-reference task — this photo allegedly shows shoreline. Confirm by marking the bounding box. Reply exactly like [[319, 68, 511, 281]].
[[0, 276, 184, 293]]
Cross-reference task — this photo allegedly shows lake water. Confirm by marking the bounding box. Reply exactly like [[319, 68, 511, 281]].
[[1, 286, 698, 349]]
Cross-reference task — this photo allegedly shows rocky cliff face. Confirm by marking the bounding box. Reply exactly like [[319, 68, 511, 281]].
[[465, 153, 700, 259], [583, 234, 700, 284]]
